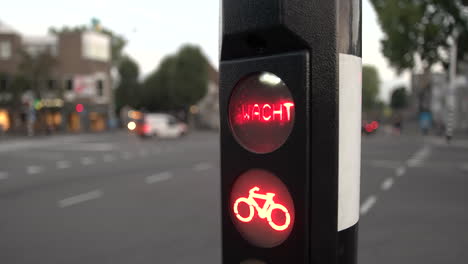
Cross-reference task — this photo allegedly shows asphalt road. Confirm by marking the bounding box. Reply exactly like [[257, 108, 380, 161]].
[[0, 130, 467, 263]]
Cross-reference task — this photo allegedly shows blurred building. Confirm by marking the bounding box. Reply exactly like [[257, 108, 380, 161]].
[[453, 76, 468, 133], [194, 64, 219, 130], [0, 21, 21, 132], [0, 21, 113, 134], [429, 73, 448, 131], [412, 72, 468, 134]]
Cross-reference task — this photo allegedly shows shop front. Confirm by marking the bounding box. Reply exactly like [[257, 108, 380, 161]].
[[64, 102, 109, 133]]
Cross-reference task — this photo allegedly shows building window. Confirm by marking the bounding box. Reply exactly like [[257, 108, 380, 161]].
[[48, 79, 55, 90], [66, 79, 73, 91], [97, 80, 104, 97], [0, 41, 12, 60], [0, 78, 7, 91]]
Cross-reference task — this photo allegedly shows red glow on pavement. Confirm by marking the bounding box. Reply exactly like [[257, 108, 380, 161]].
[[233, 186, 291, 231], [75, 104, 84, 113]]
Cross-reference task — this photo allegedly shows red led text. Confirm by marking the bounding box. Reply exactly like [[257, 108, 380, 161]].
[[241, 102, 294, 122]]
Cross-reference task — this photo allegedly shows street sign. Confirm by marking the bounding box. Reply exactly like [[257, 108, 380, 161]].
[[220, 0, 361, 264]]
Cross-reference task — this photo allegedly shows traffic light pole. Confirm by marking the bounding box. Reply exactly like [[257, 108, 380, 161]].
[[220, 1, 361, 263]]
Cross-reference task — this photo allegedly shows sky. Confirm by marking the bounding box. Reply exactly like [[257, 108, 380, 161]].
[[2, 0, 407, 102]]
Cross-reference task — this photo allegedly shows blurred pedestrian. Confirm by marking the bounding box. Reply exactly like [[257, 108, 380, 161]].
[[393, 115, 403, 136], [419, 111, 432, 136]]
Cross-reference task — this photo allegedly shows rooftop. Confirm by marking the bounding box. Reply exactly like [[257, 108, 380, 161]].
[[0, 20, 18, 34]]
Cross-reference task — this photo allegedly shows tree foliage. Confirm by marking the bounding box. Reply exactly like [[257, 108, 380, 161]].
[[362, 65, 381, 112], [370, 0, 468, 73], [115, 56, 140, 111], [390, 86, 408, 110], [141, 45, 209, 112]]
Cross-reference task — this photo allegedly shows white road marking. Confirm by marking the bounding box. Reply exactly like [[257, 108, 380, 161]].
[[56, 160, 71, 169], [381, 178, 394, 191], [193, 162, 213, 172], [80, 157, 95, 166], [407, 146, 431, 167], [26, 165, 43, 175], [360, 195, 377, 215], [58, 190, 103, 208], [103, 154, 116, 163], [121, 152, 134, 160], [0, 172, 8, 180], [145, 171, 173, 184], [396, 166, 406, 177], [407, 159, 422, 167]]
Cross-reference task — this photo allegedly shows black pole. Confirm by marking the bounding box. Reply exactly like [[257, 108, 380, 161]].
[[220, 1, 361, 263]]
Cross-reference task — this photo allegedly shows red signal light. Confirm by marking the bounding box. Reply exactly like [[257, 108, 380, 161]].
[[370, 121, 379, 130], [240, 102, 294, 123], [75, 104, 84, 113], [233, 186, 291, 231], [229, 72, 295, 154], [230, 169, 294, 248]]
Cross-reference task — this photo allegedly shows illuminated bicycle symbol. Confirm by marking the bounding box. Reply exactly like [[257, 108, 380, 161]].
[[233, 186, 291, 231]]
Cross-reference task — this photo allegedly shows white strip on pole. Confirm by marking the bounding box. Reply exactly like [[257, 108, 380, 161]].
[[338, 53, 362, 231]]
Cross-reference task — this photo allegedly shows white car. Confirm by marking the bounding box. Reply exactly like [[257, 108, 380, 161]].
[[137, 113, 188, 138]]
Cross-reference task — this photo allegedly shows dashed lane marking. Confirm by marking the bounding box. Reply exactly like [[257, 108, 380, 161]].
[[360, 195, 377, 215], [80, 157, 95, 166], [407, 146, 431, 168], [58, 190, 103, 208], [193, 162, 214, 172], [145, 172, 173, 184], [26, 165, 43, 175], [56, 160, 71, 169], [381, 178, 394, 191], [395, 166, 406, 177]]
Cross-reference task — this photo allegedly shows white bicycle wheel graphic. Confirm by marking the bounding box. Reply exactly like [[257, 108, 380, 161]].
[[234, 197, 254, 223], [266, 203, 291, 231]]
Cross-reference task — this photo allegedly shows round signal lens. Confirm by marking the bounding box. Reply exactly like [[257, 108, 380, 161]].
[[229, 72, 295, 154], [230, 169, 295, 248]]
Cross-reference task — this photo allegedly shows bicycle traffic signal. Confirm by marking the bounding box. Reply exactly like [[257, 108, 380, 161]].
[[220, 1, 362, 264]]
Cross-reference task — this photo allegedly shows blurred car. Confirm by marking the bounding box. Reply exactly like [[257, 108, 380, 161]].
[[137, 113, 188, 138], [362, 120, 379, 135]]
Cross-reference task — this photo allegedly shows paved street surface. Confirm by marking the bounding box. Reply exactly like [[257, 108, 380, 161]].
[[0, 130, 467, 263]]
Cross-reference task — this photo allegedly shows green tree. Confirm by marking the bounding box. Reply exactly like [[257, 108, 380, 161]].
[[362, 65, 381, 112], [141, 45, 209, 112], [370, 0, 468, 74], [172, 45, 209, 110], [115, 56, 140, 111], [390, 86, 408, 111]]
